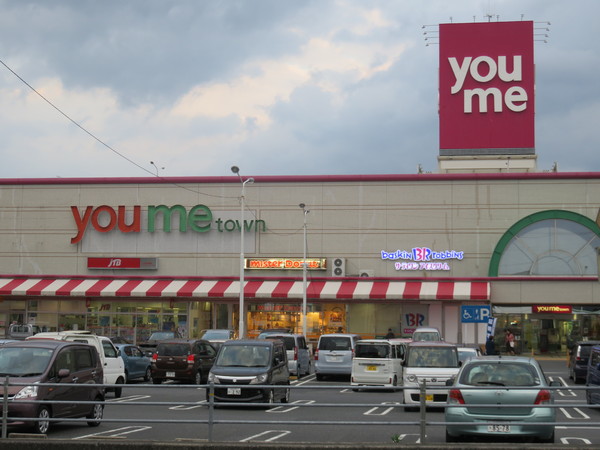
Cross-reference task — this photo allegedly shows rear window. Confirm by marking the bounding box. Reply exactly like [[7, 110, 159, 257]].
[[355, 343, 390, 358], [406, 346, 457, 368], [156, 343, 190, 356], [460, 362, 541, 386], [319, 336, 352, 351], [412, 332, 440, 342], [580, 345, 593, 358], [265, 336, 295, 350]]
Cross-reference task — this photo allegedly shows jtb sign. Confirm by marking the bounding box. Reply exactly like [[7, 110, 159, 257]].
[[461, 305, 491, 323], [439, 21, 534, 153]]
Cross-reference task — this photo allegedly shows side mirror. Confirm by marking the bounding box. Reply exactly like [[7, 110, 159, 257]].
[[445, 378, 454, 386], [58, 368, 71, 379]]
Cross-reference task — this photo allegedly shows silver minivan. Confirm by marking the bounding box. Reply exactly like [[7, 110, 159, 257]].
[[263, 333, 311, 377], [315, 333, 361, 380]]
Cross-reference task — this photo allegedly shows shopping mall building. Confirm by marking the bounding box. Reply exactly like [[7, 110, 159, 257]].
[[1, 21, 597, 354]]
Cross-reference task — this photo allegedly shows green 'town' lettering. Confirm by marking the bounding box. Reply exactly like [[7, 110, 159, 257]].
[[70, 204, 266, 244]]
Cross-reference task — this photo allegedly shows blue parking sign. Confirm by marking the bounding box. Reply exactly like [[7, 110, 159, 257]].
[[461, 305, 491, 323]]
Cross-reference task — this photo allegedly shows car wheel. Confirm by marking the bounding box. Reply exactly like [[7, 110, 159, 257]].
[[281, 387, 290, 403], [537, 430, 555, 443], [153, 378, 163, 385], [445, 430, 460, 443], [195, 370, 203, 385], [33, 406, 51, 434], [144, 367, 152, 382], [114, 376, 124, 398], [87, 397, 104, 427]]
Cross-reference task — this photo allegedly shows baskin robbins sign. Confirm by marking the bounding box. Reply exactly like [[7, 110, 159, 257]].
[[439, 20, 534, 154], [381, 247, 464, 271]]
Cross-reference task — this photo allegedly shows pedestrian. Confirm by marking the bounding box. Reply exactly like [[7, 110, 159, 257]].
[[504, 328, 515, 355], [485, 335, 496, 355], [385, 328, 395, 339]]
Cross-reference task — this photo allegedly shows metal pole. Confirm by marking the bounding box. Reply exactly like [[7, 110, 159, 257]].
[[419, 379, 427, 443], [299, 204, 309, 337], [231, 166, 254, 340]]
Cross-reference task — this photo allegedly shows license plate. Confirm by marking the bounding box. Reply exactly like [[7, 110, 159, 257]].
[[488, 425, 511, 432], [366, 365, 377, 371], [166, 371, 175, 378], [327, 356, 341, 362], [425, 394, 433, 402], [227, 388, 241, 395]]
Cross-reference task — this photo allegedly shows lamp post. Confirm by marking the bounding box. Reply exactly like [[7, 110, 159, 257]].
[[231, 166, 254, 339], [299, 203, 309, 337]]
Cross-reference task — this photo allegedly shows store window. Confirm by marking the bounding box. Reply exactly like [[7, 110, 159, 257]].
[[489, 210, 600, 276]]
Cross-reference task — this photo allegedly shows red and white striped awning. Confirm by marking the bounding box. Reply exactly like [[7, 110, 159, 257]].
[[0, 277, 490, 301]]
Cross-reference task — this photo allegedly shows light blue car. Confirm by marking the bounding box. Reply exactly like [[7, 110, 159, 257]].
[[445, 356, 561, 443], [116, 344, 152, 383]]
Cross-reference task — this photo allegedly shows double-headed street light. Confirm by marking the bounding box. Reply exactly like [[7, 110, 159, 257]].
[[299, 203, 310, 337], [231, 165, 254, 339]]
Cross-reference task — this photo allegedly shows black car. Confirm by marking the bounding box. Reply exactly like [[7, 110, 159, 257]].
[[207, 339, 290, 404], [139, 330, 183, 356], [151, 339, 217, 384], [569, 340, 600, 383]]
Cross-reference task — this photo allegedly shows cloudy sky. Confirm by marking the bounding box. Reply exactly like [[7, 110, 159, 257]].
[[0, 0, 598, 179]]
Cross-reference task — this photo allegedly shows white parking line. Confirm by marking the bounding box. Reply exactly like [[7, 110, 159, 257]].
[[560, 407, 591, 420], [74, 426, 152, 440], [364, 402, 401, 416], [267, 399, 315, 413], [107, 395, 152, 403], [170, 400, 207, 410], [240, 430, 291, 442], [560, 437, 592, 444]]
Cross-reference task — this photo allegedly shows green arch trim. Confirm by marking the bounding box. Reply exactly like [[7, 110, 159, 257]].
[[488, 210, 600, 277]]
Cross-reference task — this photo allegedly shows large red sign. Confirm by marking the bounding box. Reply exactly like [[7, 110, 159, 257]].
[[439, 21, 534, 153]]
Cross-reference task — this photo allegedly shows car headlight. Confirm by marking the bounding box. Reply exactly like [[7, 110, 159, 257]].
[[250, 373, 269, 385], [15, 385, 38, 399], [207, 372, 219, 384], [406, 374, 417, 383]]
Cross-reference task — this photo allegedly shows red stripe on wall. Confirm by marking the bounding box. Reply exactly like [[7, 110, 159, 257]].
[[208, 280, 234, 297], [146, 280, 173, 297], [244, 280, 264, 298], [471, 282, 490, 300], [26, 279, 56, 296], [116, 280, 143, 296], [403, 282, 422, 300], [336, 281, 357, 299], [307, 281, 326, 299], [272, 281, 295, 298], [85, 279, 114, 297], [370, 282, 389, 299], [55, 279, 85, 296], [177, 280, 203, 297], [436, 282, 455, 300]]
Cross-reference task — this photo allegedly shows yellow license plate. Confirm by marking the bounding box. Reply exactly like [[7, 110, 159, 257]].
[[425, 394, 433, 402], [367, 365, 377, 371]]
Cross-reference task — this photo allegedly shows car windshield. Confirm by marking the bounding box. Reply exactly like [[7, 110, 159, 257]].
[[216, 345, 270, 367], [407, 347, 457, 367], [460, 362, 542, 386], [458, 349, 477, 361], [148, 332, 177, 341], [0, 347, 53, 377], [413, 332, 440, 342], [319, 337, 351, 351], [355, 343, 390, 358], [201, 330, 231, 340]]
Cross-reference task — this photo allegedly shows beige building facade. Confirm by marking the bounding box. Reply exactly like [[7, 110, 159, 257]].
[[1, 172, 599, 354]]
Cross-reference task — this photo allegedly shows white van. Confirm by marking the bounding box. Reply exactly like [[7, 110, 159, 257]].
[[402, 341, 460, 408], [27, 331, 126, 397], [262, 333, 311, 377], [351, 338, 410, 390]]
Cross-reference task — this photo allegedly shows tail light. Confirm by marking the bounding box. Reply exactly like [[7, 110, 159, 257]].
[[448, 389, 465, 404], [294, 347, 298, 361], [534, 389, 551, 405], [315, 349, 319, 361], [152, 353, 158, 362], [187, 354, 195, 364]]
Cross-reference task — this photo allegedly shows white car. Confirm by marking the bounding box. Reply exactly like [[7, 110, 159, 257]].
[[351, 338, 410, 390]]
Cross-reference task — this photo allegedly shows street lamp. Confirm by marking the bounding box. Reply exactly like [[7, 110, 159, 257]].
[[299, 203, 310, 336], [231, 166, 254, 339]]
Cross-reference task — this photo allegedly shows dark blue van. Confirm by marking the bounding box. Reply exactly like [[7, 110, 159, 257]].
[[586, 345, 600, 405]]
